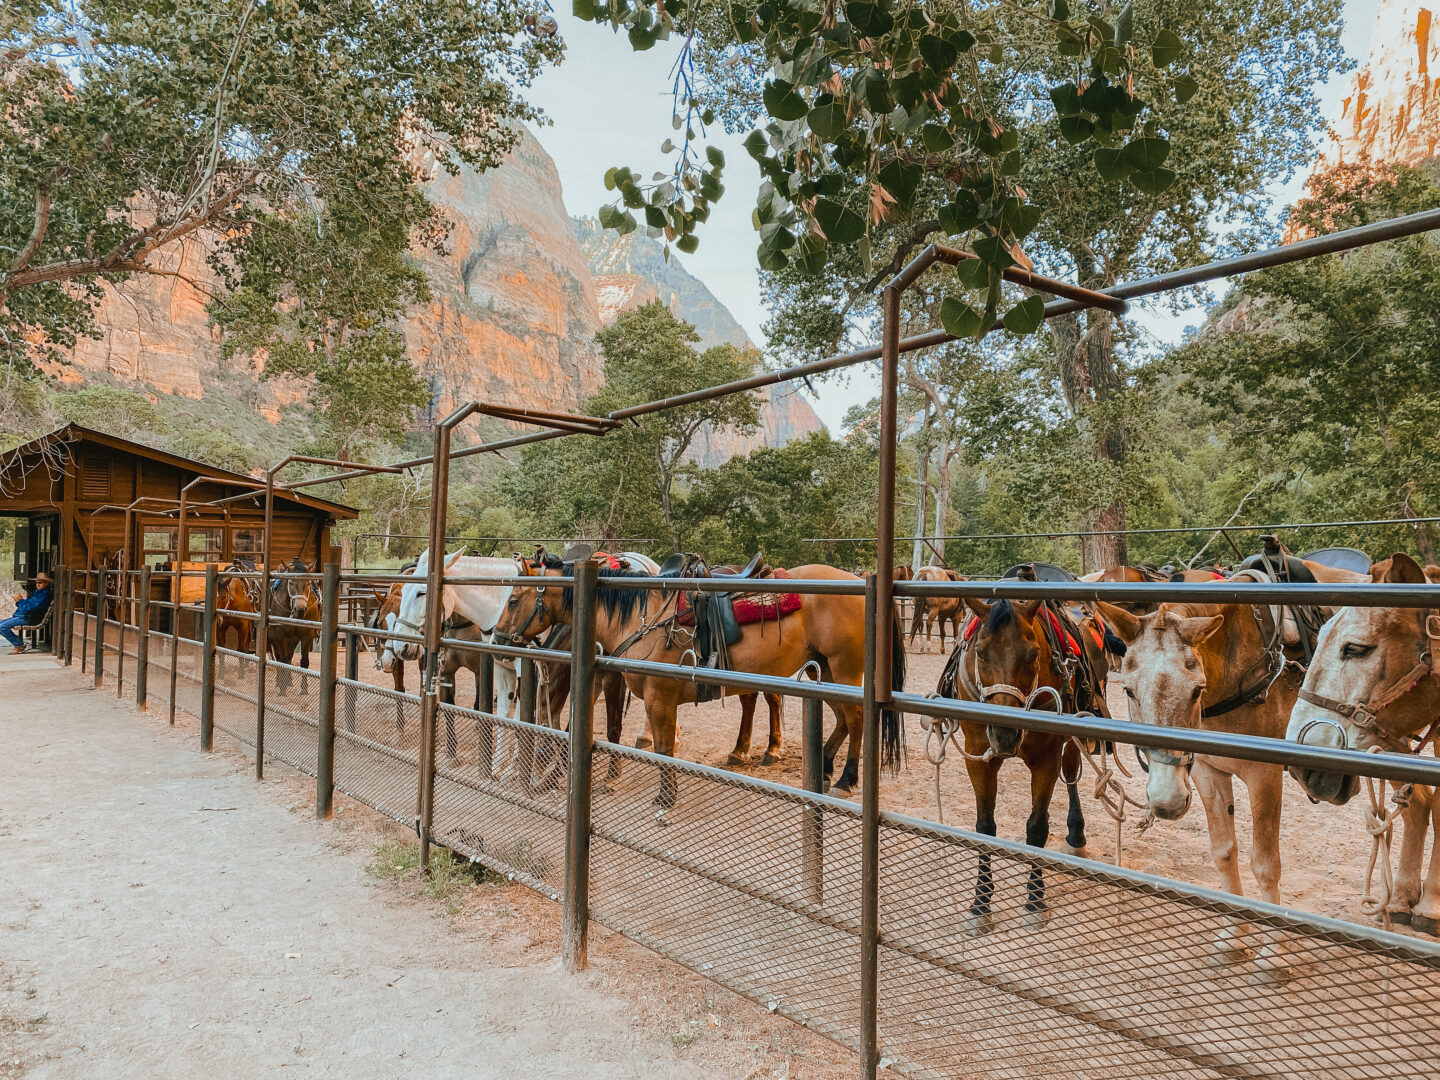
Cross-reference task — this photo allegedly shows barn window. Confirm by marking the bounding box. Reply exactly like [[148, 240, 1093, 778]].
[[142, 527, 177, 569], [187, 526, 224, 564], [79, 456, 111, 500], [232, 527, 264, 557]]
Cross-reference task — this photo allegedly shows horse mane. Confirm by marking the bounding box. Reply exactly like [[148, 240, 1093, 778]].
[[985, 598, 1016, 634], [555, 564, 652, 623]]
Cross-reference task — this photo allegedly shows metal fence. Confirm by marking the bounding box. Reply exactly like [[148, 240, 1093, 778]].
[[39, 560, 1440, 1079]]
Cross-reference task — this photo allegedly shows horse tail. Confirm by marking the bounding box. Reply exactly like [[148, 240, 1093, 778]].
[[882, 613, 906, 774]]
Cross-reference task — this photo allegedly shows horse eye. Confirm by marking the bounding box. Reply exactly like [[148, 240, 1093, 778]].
[[1342, 642, 1375, 659], [1124, 686, 1137, 699], [507, 595, 518, 606]]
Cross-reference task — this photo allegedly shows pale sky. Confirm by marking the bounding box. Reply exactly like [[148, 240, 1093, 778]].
[[526, 1, 1380, 432]]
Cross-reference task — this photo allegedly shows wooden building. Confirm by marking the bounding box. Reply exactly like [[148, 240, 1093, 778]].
[[0, 424, 356, 582]]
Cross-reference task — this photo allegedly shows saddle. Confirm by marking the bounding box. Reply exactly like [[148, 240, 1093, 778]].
[[662, 552, 771, 703], [1237, 535, 1326, 664]]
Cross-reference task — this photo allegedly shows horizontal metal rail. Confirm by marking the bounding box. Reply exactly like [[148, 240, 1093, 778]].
[[804, 515, 1440, 543]]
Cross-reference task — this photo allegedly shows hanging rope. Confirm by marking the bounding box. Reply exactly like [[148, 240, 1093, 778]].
[[1359, 745, 1419, 930]]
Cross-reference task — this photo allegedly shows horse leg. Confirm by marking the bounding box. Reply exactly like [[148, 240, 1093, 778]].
[[1061, 739, 1086, 853], [729, 693, 757, 766], [1191, 762, 1246, 965], [1246, 763, 1292, 982], [1022, 747, 1062, 924], [1411, 788, 1440, 936], [762, 693, 782, 766], [392, 665, 406, 736], [649, 699, 679, 812], [1393, 784, 1433, 927], [831, 703, 862, 794], [964, 751, 1001, 936], [298, 634, 311, 695], [820, 703, 848, 787]]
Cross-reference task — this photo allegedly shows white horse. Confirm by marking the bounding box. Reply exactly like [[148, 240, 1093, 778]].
[[395, 548, 522, 767]]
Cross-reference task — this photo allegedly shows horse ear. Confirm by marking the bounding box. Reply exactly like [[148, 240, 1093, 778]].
[[1426, 564, 1440, 585], [1095, 601, 1142, 643], [1176, 614, 1225, 646], [1376, 552, 1426, 585], [1014, 598, 1043, 623], [444, 547, 466, 568], [964, 596, 991, 619]]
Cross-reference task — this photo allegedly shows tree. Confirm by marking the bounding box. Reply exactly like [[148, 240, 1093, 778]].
[[1, 0, 560, 368], [754, 0, 1344, 566], [1179, 164, 1440, 562], [508, 303, 762, 548]]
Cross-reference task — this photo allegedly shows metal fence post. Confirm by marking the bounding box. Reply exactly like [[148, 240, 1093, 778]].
[[79, 571, 89, 673], [477, 651, 496, 777], [200, 565, 218, 750], [802, 694, 825, 906], [860, 574, 881, 1078], [168, 564, 182, 725], [563, 558, 599, 974], [316, 562, 340, 819], [92, 569, 106, 689], [115, 571, 128, 698], [343, 630, 358, 733], [136, 565, 151, 708]]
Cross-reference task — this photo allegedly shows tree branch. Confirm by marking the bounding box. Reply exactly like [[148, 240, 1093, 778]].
[[12, 188, 52, 277]]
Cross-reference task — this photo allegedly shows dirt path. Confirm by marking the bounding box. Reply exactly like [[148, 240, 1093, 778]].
[[0, 658, 711, 1080]]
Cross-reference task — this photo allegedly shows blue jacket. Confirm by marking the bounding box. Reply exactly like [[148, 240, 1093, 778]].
[[15, 585, 51, 624]]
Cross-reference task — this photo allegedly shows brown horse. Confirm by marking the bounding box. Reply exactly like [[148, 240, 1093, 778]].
[[939, 595, 1094, 933], [1080, 564, 1169, 614], [267, 558, 320, 693], [216, 560, 259, 653], [495, 555, 903, 801], [1288, 553, 1440, 934], [909, 565, 964, 652]]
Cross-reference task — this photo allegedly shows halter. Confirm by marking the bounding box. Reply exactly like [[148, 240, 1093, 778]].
[[1296, 612, 1440, 755]]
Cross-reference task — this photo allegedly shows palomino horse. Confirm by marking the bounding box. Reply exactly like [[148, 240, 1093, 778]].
[[494, 554, 903, 801], [938, 591, 1102, 933], [1099, 587, 1299, 970], [908, 565, 963, 652], [1287, 553, 1440, 934]]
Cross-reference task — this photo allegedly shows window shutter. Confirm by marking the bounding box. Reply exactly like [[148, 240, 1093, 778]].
[[80, 456, 111, 500]]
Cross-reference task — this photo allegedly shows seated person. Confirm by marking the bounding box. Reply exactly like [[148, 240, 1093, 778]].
[[2, 570, 53, 653]]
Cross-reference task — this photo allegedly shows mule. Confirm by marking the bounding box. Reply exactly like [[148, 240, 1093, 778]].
[[1287, 553, 1440, 934], [266, 558, 320, 694], [494, 555, 903, 801], [1099, 594, 1298, 968]]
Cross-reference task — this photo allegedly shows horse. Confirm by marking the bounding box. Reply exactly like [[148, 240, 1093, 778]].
[[938, 590, 1102, 934], [266, 558, 320, 694], [1080, 564, 1168, 614], [365, 564, 417, 733], [908, 565, 963, 652], [216, 559, 259, 652], [1098, 590, 1299, 970], [394, 549, 521, 762], [494, 554, 903, 802], [1287, 553, 1440, 935]]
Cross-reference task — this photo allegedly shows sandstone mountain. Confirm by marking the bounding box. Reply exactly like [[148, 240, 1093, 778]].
[[47, 126, 820, 461]]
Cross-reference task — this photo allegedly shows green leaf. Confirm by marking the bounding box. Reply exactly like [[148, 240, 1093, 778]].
[[918, 33, 959, 72], [938, 193, 980, 235], [645, 205, 666, 228], [1093, 146, 1135, 181], [763, 79, 809, 121], [759, 220, 796, 250], [706, 145, 725, 169], [876, 159, 921, 209], [1152, 27, 1183, 67], [1130, 167, 1177, 195], [677, 233, 699, 254], [845, 1, 894, 36], [616, 211, 638, 236], [944, 28, 976, 53], [954, 257, 988, 289], [1058, 115, 1093, 145], [743, 129, 769, 159], [808, 100, 849, 141], [1048, 0, 1068, 18], [940, 296, 984, 339], [1002, 295, 1046, 335], [598, 204, 624, 229], [757, 244, 790, 271], [1049, 82, 1082, 116], [628, 25, 655, 50], [972, 234, 1014, 269], [1001, 198, 1042, 239], [1173, 73, 1200, 104], [814, 198, 865, 244], [603, 167, 619, 191], [794, 232, 828, 274], [1115, 3, 1134, 44], [1121, 136, 1170, 172], [573, 0, 595, 19], [921, 123, 955, 152]]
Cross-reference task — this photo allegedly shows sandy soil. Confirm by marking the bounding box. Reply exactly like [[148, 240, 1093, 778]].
[[405, 632, 1427, 937], [0, 655, 866, 1080]]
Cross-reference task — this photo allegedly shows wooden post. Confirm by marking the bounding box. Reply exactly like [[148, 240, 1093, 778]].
[[316, 562, 340, 818], [136, 565, 151, 708], [92, 569, 105, 689], [79, 570, 89, 673], [199, 565, 218, 751], [115, 570, 128, 698], [563, 559, 598, 974]]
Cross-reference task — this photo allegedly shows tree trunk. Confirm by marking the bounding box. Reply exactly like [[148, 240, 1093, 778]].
[[912, 443, 929, 572], [932, 445, 953, 564]]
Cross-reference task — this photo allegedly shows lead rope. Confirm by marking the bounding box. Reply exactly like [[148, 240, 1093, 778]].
[[1067, 732, 1152, 867]]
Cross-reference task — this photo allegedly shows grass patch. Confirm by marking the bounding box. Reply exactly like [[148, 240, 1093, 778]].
[[366, 838, 504, 905]]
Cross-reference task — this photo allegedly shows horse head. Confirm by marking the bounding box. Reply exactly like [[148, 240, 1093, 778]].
[[1100, 602, 1226, 820], [1286, 553, 1440, 805], [393, 548, 464, 661], [951, 596, 1057, 759], [493, 553, 569, 644]]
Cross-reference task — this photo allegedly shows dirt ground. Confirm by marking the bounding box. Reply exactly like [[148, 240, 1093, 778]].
[[408, 630, 1425, 936], [0, 655, 866, 1079]]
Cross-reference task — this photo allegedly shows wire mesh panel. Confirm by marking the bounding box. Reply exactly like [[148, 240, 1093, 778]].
[[430, 702, 568, 897], [145, 630, 174, 712], [170, 636, 205, 720], [332, 678, 421, 825], [212, 647, 260, 746], [72, 609, 91, 668], [261, 659, 320, 776], [875, 813, 1440, 1080], [589, 743, 866, 1052]]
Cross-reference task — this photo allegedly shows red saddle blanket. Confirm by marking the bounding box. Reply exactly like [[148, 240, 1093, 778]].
[[962, 604, 1083, 657], [676, 567, 802, 627]]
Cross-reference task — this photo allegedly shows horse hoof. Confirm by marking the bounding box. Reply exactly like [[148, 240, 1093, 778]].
[[1058, 842, 1087, 857], [1388, 910, 1413, 927], [1411, 914, 1440, 937], [963, 910, 994, 938], [1209, 928, 1248, 967], [653, 807, 670, 827], [761, 752, 780, 766], [635, 736, 653, 750], [1022, 905, 1050, 930], [726, 752, 748, 767], [1249, 943, 1293, 985]]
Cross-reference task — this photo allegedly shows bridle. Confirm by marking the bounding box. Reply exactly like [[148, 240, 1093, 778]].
[[1295, 611, 1440, 756]]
